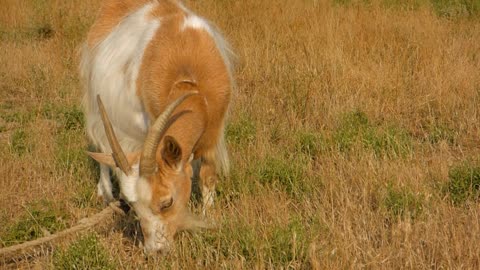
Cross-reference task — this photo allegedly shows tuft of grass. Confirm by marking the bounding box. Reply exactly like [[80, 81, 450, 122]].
[[1, 111, 36, 124], [10, 129, 33, 156], [333, 110, 370, 152], [365, 125, 412, 158], [333, 111, 412, 158], [60, 106, 85, 131], [178, 216, 316, 268], [235, 224, 258, 261], [35, 23, 55, 39], [55, 131, 88, 174], [226, 114, 256, 145], [295, 131, 325, 158], [334, 0, 480, 17], [72, 182, 97, 209], [427, 123, 457, 145], [268, 217, 306, 266], [42, 103, 85, 131], [47, 104, 88, 175], [446, 163, 480, 205], [431, 0, 480, 17], [0, 200, 68, 247], [53, 233, 117, 270], [29, 65, 49, 96], [383, 184, 424, 220], [256, 155, 312, 197]]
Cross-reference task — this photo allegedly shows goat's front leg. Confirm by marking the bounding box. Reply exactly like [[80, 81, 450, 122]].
[[97, 164, 114, 204], [199, 157, 218, 215]]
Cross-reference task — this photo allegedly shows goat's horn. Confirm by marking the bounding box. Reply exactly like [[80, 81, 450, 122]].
[[97, 95, 132, 175], [140, 92, 197, 177]]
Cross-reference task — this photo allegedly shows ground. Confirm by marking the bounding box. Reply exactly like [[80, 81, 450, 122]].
[[1, 0, 480, 268]]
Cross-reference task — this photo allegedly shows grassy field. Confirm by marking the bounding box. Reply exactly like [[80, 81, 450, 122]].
[[1, 0, 480, 268]]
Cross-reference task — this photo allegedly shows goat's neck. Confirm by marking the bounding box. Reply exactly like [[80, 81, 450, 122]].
[[159, 79, 208, 162]]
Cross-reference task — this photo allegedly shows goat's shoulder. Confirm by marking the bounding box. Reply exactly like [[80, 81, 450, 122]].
[[86, 0, 187, 47]]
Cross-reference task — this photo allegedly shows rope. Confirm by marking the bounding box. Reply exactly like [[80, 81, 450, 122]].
[[0, 201, 125, 264]]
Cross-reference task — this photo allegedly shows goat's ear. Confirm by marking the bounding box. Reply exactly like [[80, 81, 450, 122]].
[[87, 151, 140, 168], [161, 136, 182, 169]]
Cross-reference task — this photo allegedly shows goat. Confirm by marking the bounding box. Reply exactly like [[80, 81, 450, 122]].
[[80, 0, 234, 253]]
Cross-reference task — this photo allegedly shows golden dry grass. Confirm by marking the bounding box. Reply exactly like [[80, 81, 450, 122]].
[[1, 0, 480, 269]]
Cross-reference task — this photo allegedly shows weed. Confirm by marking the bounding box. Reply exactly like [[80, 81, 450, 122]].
[[366, 125, 412, 158], [427, 124, 457, 145], [2, 112, 32, 124], [446, 163, 480, 205], [10, 129, 33, 156], [42, 103, 85, 131], [72, 183, 97, 209], [333, 0, 480, 17], [44, 103, 88, 175], [53, 233, 116, 270], [35, 23, 54, 39], [226, 114, 256, 145], [61, 106, 85, 131], [235, 225, 258, 261], [55, 131, 88, 174], [333, 110, 370, 152], [256, 155, 311, 197], [295, 131, 325, 158], [431, 0, 480, 17], [61, 15, 91, 44], [333, 111, 412, 158], [29, 65, 49, 95], [0, 200, 68, 247], [268, 217, 306, 266], [383, 184, 423, 220]]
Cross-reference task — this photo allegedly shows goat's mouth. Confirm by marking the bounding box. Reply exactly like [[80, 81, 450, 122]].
[[139, 215, 173, 255]]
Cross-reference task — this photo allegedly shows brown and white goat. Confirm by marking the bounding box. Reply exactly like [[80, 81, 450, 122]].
[[80, 0, 233, 253]]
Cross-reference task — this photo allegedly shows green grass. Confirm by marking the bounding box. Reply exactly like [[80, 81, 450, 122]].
[[53, 233, 117, 270], [48, 104, 88, 175], [333, 0, 480, 17], [42, 103, 85, 131], [333, 110, 412, 158], [267, 217, 306, 266], [431, 0, 480, 17], [383, 183, 424, 220], [55, 131, 88, 173], [333, 110, 370, 152], [0, 200, 68, 247], [1, 110, 36, 124], [427, 123, 457, 145], [295, 131, 325, 158], [0, 24, 54, 42], [226, 114, 256, 145], [256, 155, 314, 197], [446, 162, 480, 205], [10, 129, 33, 156], [170, 215, 318, 268]]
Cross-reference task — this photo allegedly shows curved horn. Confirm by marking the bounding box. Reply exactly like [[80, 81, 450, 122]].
[[140, 91, 197, 177], [97, 95, 132, 175]]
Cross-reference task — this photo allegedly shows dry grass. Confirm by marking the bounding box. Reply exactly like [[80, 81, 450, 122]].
[[1, 0, 480, 268]]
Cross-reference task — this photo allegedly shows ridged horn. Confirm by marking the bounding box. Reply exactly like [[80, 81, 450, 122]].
[[96, 95, 132, 175], [140, 91, 198, 177]]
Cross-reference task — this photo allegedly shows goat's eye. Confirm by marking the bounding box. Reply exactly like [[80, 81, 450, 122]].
[[159, 197, 174, 211]]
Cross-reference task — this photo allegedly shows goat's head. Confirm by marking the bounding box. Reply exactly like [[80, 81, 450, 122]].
[[89, 92, 206, 254]]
